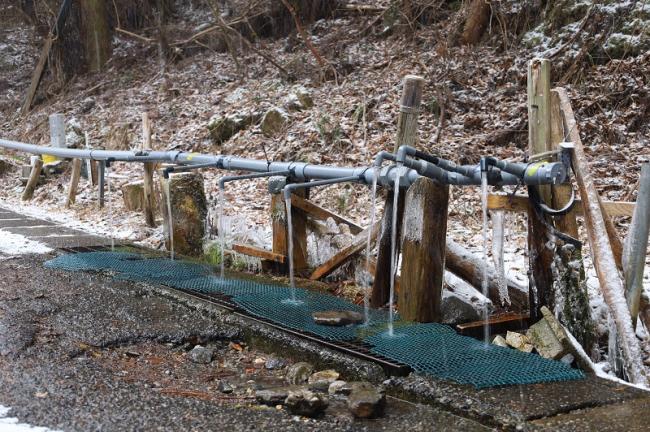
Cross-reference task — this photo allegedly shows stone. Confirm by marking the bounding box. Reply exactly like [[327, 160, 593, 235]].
[[492, 335, 508, 348], [527, 306, 571, 360], [265, 357, 287, 370], [207, 113, 258, 144], [253, 357, 266, 368], [327, 380, 349, 397], [312, 311, 364, 327], [441, 275, 492, 325], [285, 362, 313, 385], [307, 370, 340, 392], [161, 172, 208, 257], [43, 160, 67, 176], [285, 389, 328, 417], [188, 345, 213, 364], [346, 382, 386, 419], [261, 108, 289, 137], [0, 157, 17, 177], [284, 86, 314, 111], [256, 387, 296, 406], [217, 380, 234, 394], [121, 181, 145, 212], [505, 331, 534, 353]]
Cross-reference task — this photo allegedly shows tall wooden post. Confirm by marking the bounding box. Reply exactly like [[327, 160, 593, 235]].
[[142, 112, 157, 227], [79, 0, 112, 72], [624, 164, 650, 327], [399, 177, 449, 322], [526, 59, 555, 321], [371, 75, 424, 307]]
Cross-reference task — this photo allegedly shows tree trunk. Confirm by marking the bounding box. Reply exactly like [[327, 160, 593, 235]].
[[461, 0, 490, 45], [79, 0, 112, 72]]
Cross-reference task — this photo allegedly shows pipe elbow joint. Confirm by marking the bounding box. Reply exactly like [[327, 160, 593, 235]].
[[395, 145, 416, 164]]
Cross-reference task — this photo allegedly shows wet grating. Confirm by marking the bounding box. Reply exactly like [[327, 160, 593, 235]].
[[45, 250, 584, 388]]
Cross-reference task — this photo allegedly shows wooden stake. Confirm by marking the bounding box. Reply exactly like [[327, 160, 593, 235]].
[[98, 160, 106, 208], [65, 159, 82, 208], [556, 87, 647, 385], [21, 159, 43, 201], [399, 177, 449, 322], [21, 35, 53, 115], [142, 112, 157, 227], [623, 164, 650, 327], [290, 195, 362, 235], [372, 75, 424, 307], [526, 58, 555, 321]]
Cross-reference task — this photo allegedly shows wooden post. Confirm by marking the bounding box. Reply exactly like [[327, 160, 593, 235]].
[[65, 159, 82, 208], [556, 87, 647, 385], [98, 160, 106, 208], [399, 177, 449, 322], [371, 75, 424, 307], [142, 112, 157, 227], [21, 158, 43, 201], [271, 190, 308, 275], [623, 164, 650, 327], [22, 36, 53, 115], [526, 58, 555, 321], [89, 160, 98, 186]]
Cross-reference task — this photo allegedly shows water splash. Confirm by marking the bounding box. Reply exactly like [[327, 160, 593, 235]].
[[363, 167, 379, 325], [164, 178, 175, 261], [106, 164, 114, 252], [481, 171, 490, 344], [388, 171, 402, 336], [218, 184, 226, 278]]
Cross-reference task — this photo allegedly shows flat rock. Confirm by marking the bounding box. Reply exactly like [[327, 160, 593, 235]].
[[505, 331, 534, 353], [527, 306, 570, 359], [312, 311, 364, 326], [308, 369, 340, 392], [327, 380, 349, 396], [255, 386, 301, 406], [285, 362, 313, 385], [265, 357, 287, 370], [347, 381, 386, 419], [260, 108, 288, 137], [217, 380, 234, 394], [285, 389, 328, 417]]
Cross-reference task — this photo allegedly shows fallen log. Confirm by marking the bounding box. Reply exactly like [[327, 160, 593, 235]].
[[556, 87, 647, 385], [445, 239, 528, 310]]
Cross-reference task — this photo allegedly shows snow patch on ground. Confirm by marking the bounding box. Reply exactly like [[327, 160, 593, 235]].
[[0, 230, 52, 255], [0, 406, 63, 432]]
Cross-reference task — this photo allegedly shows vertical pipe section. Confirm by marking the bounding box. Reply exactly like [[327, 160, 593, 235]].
[[624, 164, 650, 327]]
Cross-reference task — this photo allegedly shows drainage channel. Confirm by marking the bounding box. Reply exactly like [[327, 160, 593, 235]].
[[56, 244, 412, 377]]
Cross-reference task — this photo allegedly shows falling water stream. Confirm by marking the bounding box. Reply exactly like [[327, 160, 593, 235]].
[[283, 195, 302, 305], [164, 179, 175, 261], [218, 184, 226, 278], [363, 167, 379, 325], [481, 171, 490, 344], [388, 171, 402, 336], [106, 165, 115, 252]]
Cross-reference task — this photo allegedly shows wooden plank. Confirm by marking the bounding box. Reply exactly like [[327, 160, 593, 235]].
[[527, 58, 555, 321], [556, 87, 646, 385], [310, 222, 381, 281], [487, 194, 635, 217], [98, 160, 105, 208], [456, 313, 530, 338], [399, 177, 448, 322], [290, 195, 362, 234], [271, 193, 288, 272], [21, 35, 53, 115], [142, 112, 157, 227], [21, 159, 43, 201], [232, 244, 285, 263], [372, 75, 423, 308], [65, 159, 82, 208]]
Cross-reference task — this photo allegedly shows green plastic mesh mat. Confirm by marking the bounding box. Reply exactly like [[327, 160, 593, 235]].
[[45, 251, 584, 388]]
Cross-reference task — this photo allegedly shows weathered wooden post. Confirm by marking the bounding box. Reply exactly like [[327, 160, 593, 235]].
[[371, 75, 424, 308], [66, 159, 82, 207], [79, 0, 112, 72], [399, 177, 449, 322], [22, 158, 43, 201], [269, 177, 308, 275], [98, 160, 106, 208], [142, 112, 157, 227], [624, 164, 650, 327], [526, 59, 555, 321]]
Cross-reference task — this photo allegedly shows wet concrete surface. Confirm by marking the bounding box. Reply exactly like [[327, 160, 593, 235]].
[[0, 254, 490, 431], [1, 208, 649, 431]]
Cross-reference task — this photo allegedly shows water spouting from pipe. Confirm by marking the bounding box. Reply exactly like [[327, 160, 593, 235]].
[[388, 171, 402, 337], [164, 178, 175, 261], [218, 184, 226, 278], [481, 170, 490, 344], [107, 164, 114, 252], [364, 167, 379, 325]]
